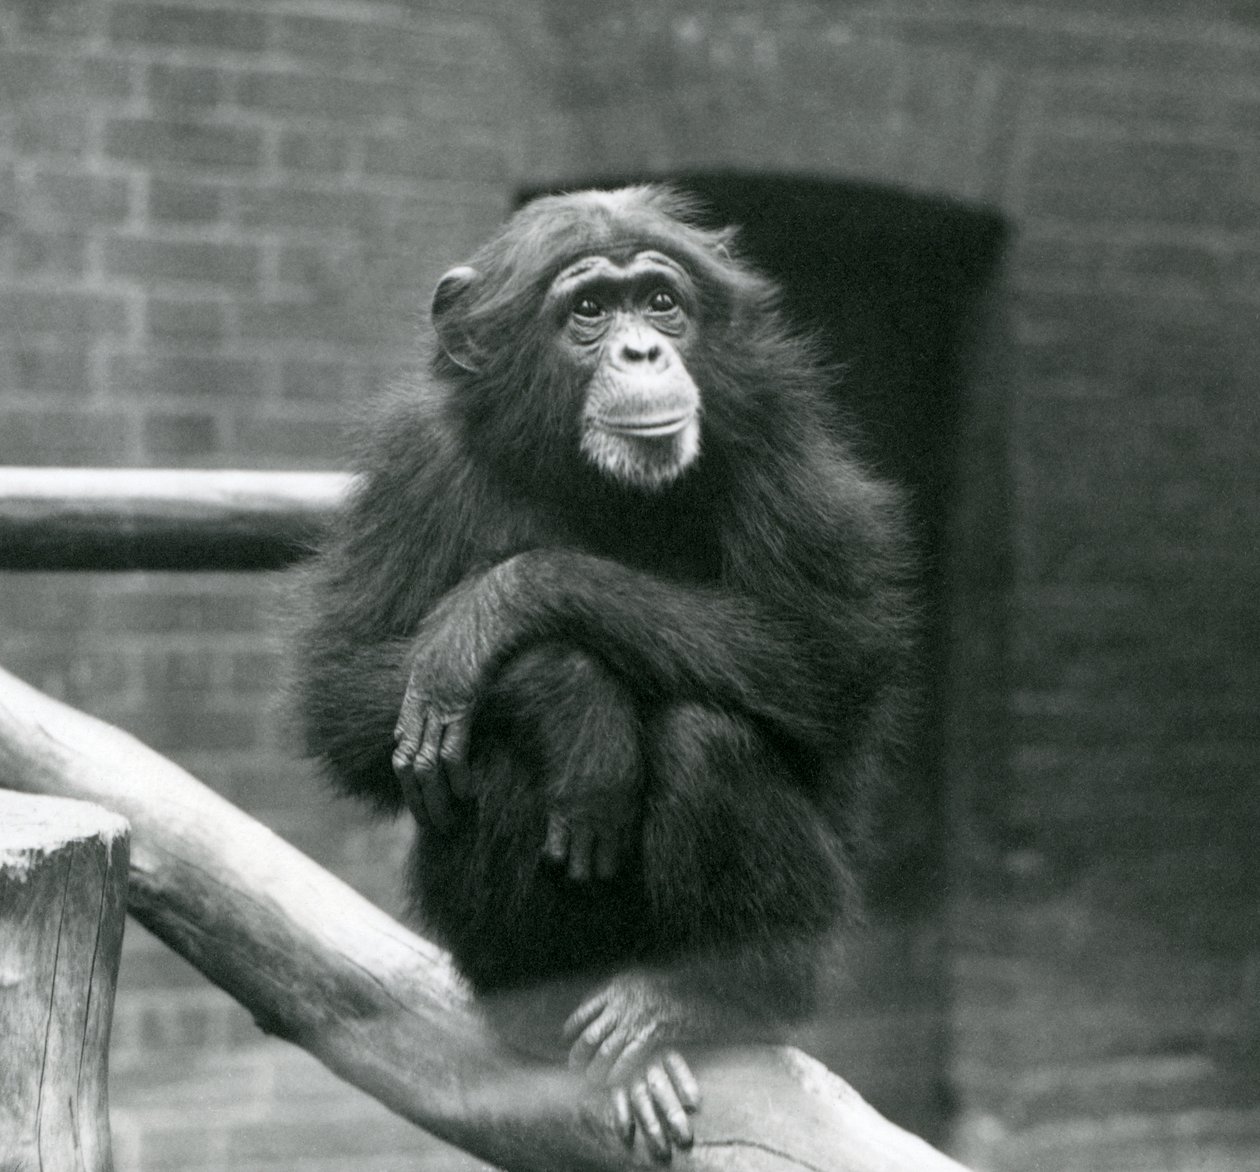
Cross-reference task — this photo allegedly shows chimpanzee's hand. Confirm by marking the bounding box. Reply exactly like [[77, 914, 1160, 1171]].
[[542, 814, 623, 884], [392, 634, 479, 831], [563, 975, 701, 1159]]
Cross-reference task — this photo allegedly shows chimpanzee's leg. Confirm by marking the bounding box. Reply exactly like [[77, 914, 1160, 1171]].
[[409, 641, 646, 993], [564, 701, 853, 1149]]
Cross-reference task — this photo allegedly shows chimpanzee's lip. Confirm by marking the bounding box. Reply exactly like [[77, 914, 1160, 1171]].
[[597, 413, 693, 438]]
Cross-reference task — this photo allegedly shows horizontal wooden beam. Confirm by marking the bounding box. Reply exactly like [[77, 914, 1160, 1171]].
[[0, 467, 351, 571]]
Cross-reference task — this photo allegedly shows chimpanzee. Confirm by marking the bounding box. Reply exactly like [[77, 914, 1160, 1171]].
[[294, 185, 916, 1157]]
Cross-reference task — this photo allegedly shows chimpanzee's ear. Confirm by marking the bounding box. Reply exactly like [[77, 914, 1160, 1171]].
[[712, 227, 738, 262], [431, 265, 481, 372]]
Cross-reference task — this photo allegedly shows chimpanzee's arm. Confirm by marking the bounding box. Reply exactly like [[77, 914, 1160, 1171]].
[[391, 545, 905, 800]]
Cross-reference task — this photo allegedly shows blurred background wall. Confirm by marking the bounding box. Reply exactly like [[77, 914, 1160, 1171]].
[[1, 2, 1257, 1170]]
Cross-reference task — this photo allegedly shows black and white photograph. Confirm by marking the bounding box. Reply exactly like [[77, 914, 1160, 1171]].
[[1, 2, 1256, 1170]]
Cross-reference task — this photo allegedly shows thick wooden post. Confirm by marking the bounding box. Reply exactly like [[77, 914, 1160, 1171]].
[[0, 791, 129, 1172]]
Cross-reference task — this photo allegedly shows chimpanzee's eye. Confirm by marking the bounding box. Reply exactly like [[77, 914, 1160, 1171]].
[[572, 296, 605, 320], [648, 289, 678, 313]]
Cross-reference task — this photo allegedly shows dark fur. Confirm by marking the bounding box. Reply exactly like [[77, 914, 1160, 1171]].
[[294, 186, 915, 1018]]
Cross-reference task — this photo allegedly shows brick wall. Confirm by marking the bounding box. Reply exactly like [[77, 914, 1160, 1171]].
[[2, 1, 1258, 1170]]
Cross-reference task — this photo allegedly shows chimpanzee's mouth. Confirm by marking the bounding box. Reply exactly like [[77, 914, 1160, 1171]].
[[597, 413, 693, 438]]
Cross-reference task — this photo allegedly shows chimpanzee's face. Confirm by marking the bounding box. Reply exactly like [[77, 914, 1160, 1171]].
[[547, 250, 702, 491]]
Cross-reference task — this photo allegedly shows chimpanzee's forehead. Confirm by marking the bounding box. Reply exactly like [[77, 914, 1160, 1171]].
[[551, 249, 689, 292]]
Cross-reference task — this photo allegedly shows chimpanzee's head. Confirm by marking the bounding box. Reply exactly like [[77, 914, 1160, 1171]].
[[429, 186, 786, 492]]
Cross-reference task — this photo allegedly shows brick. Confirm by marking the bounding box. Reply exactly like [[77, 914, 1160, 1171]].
[[1114, 241, 1227, 300], [0, 51, 134, 102], [109, 4, 265, 52], [0, 579, 97, 630], [147, 63, 224, 108], [20, 170, 131, 226], [105, 119, 263, 171], [113, 991, 240, 1053], [142, 411, 224, 460], [280, 359, 356, 400], [275, 242, 350, 285], [274, 15, 360, 63], [1010, 231, 1113, 291], [1043, 76, 1215, 133], [362, 131, 506, 182], [146, 298, 230, 341], [1226, 91, 1260, 133], [13, 647, 134, 709], [232, 412, 349, 464], [277, 129, 353, 174], [15, 0, 95, 39], [1114, 309, 1235, 400], [864, 12, 1260, 74], [15, 231, 88, 276], [0, 290, 129, 337], [225, 1113, 421, 1163], [149, 177, 224, 224], [1024, 138, 1252, 229], [237, 186, 365, 231], [236, 300, 370, 346], [140, 649, 218, 693], [104, 238, 259, 289], [236, 72, 408, 120], [94, 586, 271, 634], [1014, 291, 1122, 385], [15, 111, 89, 156], [358, 16, 484, 70], [109, 353, 265, 398], [1230, 249, 1260, 302], [0, 346, 90, 394], [0, 407, 135, 465], [112, 1043, 268, 1104], [227, 649, 283, 693]]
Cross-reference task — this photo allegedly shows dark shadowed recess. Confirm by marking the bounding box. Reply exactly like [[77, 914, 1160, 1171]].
[[520, 173, 1009, 916]]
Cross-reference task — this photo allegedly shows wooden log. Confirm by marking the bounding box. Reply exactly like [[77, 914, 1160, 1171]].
[[0, 467, 350, 570], [0, 790, 129, 1172], [0, 663, 971, 1171]]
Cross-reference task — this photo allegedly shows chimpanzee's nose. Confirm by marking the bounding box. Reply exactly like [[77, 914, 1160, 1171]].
[[619, 334, 662, 365]]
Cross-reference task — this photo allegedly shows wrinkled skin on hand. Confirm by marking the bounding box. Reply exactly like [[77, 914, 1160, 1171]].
[[391, 649, 473, 831], [565, 973, 703, 1159], [390, 580, 498, 829]]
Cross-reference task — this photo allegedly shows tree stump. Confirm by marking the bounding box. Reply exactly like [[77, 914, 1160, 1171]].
[[0, 791, 129, 1172]]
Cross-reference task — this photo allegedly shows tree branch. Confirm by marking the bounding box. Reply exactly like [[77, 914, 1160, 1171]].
[[0, 663, 969, 1171]]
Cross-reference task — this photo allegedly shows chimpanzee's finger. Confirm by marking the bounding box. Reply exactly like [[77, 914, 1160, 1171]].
[[391, 703, 420, 767], [415, 715, 454, 830], [544, 815, 570, 865], [611, 1086, 635, 1146], [567, 825, 595, 882], [393, 673, 425, 744], [630, 1079, 671, 1160], [440, 713, 472, 801], [392, 712, 425, 820], [568, 1009, 617, 1071], [604, 1030, 652, 1085], [590, 1024, 639, 1086], [663, 1051, 700, 1113], [562, 990, 608, 1043], [647, 1062, 694, 1148]]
